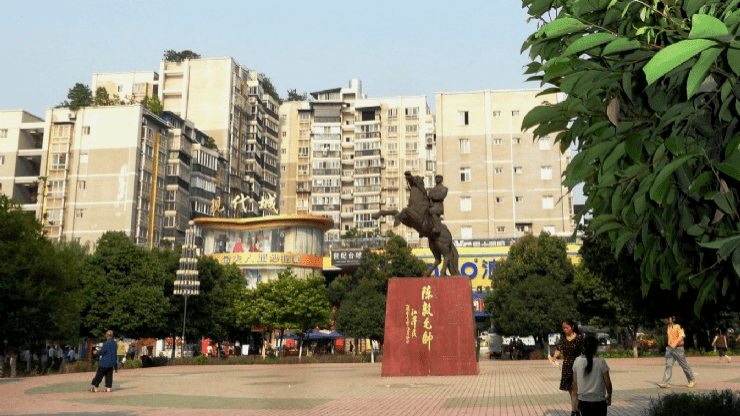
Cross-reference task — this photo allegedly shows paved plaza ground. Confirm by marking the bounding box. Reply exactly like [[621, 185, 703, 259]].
[[0, 356, 738, 415]]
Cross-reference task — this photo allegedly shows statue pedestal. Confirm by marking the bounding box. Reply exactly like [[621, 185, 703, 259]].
[[381, 276, 478, 376]]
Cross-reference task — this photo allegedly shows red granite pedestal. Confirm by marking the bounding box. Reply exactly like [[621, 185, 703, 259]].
[[381, 276, 478, 376]]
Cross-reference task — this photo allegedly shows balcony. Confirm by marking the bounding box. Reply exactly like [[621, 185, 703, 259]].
[[313, 151, 341, 158], [354, 185, 381, 194], [341, 171, 353, 182], [341, 210, 353, 218], [342, 140, 354, 148], [313, 134, 341, 141], [356, 132, 381, 140], [312, 168, 341, 176], [341, 192, 353, 200], [355, 149, 381, 158], [354, 167, 381, 176], [312, 187, 341, 194], [312, 204, 340, 212]]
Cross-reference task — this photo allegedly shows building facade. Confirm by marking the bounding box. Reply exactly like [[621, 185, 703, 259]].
[[158, 57, 279, 217], [0, 110, 46, 217], [435, 89, 573, 240], [91, 71, 159, 104], [279, 79, 436, 241]]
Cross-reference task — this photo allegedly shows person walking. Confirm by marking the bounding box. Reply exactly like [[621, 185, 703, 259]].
[[712, 328, 732, 363], [549, 318, 584, 416], [116, 338, 126, 366], [658, 315, 697, 388], [89, 330, 117, 393], [572, 335, 612, 416]]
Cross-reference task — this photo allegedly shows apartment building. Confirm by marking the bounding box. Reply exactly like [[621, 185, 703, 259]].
[[159, 111, 228, 247], [91, 71, 159, 103], [0, 110, 46, 217], [435, 89, 573, 240], [279, 79, 435, 241], [158, 57, 279, 217], [32, 105, 169, 247]]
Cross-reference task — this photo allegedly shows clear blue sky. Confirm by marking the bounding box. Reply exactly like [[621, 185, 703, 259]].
[[1, 0, 539, 117]]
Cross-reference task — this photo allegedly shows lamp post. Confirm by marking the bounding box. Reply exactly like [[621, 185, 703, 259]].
[[173, 223, 200, 358]]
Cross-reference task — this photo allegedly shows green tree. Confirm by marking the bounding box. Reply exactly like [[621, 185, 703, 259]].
[[81, 232, 170, 339], [141, 95, 163, 116], [484, 233, 575, 341], [63, 83, 93, 110], [335, 279, 387, 343], [93, 87, 113, 106], [259, 73, 280, 102], [163, 49, 201, 62], [520, 0, 740, 314], [353, 233, 427, 294], [285, 88, 308, 101], [0, 195, 85, 351]]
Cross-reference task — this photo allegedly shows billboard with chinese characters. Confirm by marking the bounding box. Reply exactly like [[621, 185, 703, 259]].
[[331, 249, 364, 266]]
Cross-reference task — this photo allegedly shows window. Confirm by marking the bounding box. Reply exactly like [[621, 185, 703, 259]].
[[460, 226, 473, 239], [405, 125, 418, 134], [459, 139, 470, 154], [82, 126, 91, 135], [282, 132, 287, 137], [405, 142, 418, 152], [516, 223, 532, 233], [541, 165, 553, 180], [298, 147, 309, 157], [0, 129, 7, 138], [459, 111, 469, 125], [514, 166, 523, 174], [46, 208, 62, 225], [542, 195, 554, 210], [460, 196, 472, 212], [544, 225, 557, 234], [516, 196, 524, 203], [496, 196, 504, 204], [493, 138, 502, 145], [387, 126, 397, 136], [512, 110, 520, 116], [281, 148, 287, 154], [512, 137, 520, 144], [460, 167, 471, 182], [0, 155, 4, 165], [496, 226, 506, 233], [80, 153, 88, 164], [388, 108, 398, 118], [492, 111, 501, 117], [405, 107, 418, 117], [48, 180, 65, 196], [78, 181, 86, 190], [386, 142, 398, 154], [539, 138, 551, 150], [50, 153, 68, 171], [494, 167, 503, 174], [117, 85, 123, 93], [74, 208, 85, 218]]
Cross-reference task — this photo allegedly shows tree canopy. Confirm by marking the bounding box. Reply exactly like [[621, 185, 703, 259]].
[[163, 49, 201, 62], [59, 83, 93, 110], [285, 88, 308, 101], [484, 233, 576, 339], [142, 95, 163, 116], [520, 0, 740, 315], [0, 195, 84, 350]]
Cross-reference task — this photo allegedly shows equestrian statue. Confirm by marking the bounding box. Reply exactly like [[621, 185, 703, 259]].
[[373, 172, 460, 277]]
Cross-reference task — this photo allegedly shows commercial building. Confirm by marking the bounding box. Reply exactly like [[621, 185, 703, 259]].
[[435, 89, 574, 240], [279, 79, 436, 241], [158, 57, 280, 217]]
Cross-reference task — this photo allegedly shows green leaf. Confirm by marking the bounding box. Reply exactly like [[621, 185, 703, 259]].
[[726, 136, 740, 159], [596, 222, 625, 235], [733, 247, 740, 278], [687, 47, 722, 99], [688, 171, 713, 195], [603, 142, 626, 171], [699, 235, 740, 250], [718, 236, 740, 260], [622, 71, 634, 103], [714, 192, 734, 214], [614, 231, 632, 257], [563, 33, 617, 57], [522, 106, 561, 130], [717, 162, 740, 182], [626, 135, 642, 161], [602, 38, 642, 56], [687, 224, 705, 236], [649, 154, 697, 202], [728, 46, 740, 77], [540, 17, 587, 38], [634, 194, 647, 216], [689, 14, 730, 39], [643, 39, 717, 85]]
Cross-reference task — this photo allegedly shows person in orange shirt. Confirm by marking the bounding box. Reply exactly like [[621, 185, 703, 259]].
[[657, 315, 697, 388]]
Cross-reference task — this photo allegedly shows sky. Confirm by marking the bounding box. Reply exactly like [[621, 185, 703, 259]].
[[0, 0, 541, 118]]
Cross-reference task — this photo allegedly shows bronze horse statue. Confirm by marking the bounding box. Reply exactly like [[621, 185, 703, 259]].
[[373, 172, 460, 277]]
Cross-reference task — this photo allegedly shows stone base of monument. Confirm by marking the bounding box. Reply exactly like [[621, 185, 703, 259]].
[[381, 276, 478, 376]]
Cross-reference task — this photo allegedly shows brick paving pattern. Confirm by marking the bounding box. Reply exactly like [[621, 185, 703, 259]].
[[0, 356, 738, 415]]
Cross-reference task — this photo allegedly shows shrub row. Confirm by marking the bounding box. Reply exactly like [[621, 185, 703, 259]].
[[645, 389, 740, 416]]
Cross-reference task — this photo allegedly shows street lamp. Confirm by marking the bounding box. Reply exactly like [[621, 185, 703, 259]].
[[173, 223, 200, 358]]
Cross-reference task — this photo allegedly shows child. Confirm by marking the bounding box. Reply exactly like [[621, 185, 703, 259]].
[[572, 335, 612, 416]]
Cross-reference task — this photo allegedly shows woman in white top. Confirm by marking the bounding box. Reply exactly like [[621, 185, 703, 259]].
[[572, 335, 612, 416]]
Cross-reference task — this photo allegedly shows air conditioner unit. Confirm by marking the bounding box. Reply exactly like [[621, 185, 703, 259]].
[[68, 112, 76, 120], [425, 137, 434, 145]]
